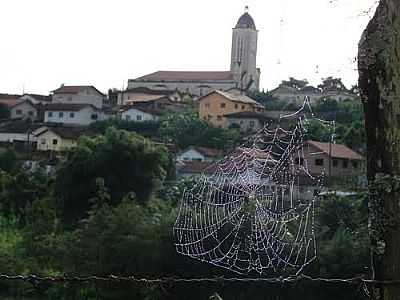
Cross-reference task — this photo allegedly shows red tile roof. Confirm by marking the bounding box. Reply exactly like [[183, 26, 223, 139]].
[[0, 93, 21, 100], [52, 85, 104, 96], [36, 126, 95, 140], [120, 106, 163, 116], [135, 71, 235, 82], [190, 146, 223, 158], [307, 140, 364, 160], [199, 90, 263, 108], [44, 103, 97, 112], [0, 99, 24, 108]]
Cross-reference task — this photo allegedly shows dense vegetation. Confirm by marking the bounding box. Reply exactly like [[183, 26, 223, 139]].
[[91, 113, 241, 152], [0, 126, 369, 299]]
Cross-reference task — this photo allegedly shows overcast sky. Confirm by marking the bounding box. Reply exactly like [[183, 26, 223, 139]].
[[0, 0, 378, 95]]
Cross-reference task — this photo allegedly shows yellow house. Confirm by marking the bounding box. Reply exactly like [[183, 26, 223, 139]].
[[35, 126, 91, 152], [198, 89, 264, 128]]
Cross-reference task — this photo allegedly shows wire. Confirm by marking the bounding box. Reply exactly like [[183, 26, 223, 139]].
[[0, 273, 398, 286]]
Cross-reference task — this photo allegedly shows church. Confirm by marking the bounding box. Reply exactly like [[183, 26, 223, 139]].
[[127, 8, 261, 97]]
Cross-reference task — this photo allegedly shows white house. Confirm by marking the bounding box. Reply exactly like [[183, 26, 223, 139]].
[[51, 85, 105, 109], [44, 103, 106, 126], [224, 111, 269, 133], [120, 107, 161, 122], [176, 146, 222, 162], [35, 126, 92, 152], [9, 100, 38, 120]]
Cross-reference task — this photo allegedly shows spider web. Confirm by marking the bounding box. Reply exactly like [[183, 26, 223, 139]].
[[174, 100, 328, 276]]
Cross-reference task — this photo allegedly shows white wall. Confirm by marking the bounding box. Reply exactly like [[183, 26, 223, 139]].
[[52, 88, 104, 108], [0, 132, 37, 143], [121, 108, 159, 122], [45, 107, 105, 125], [36, 131, 76, 152], [177, 149, 206, 162], [10, 102, 37, 120], [226, 117, 263, 133]]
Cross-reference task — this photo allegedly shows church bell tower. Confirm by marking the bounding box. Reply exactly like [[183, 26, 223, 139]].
[[230, 7, 260, 92]]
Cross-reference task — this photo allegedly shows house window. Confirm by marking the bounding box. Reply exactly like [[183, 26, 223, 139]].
[[242, 105, 245, 110], [315, 158, 324, 166], [91, 114, 98, 120], [137, 115, 142, 121], [69, 112, 75, 118], [205, 103, 210, 108], [28, 111, 34, 116], [207, 115, 212, 120], [343, 159, 349, 169], [352, 160, 359, 168], [332, 159, 338, 167], [52, 139, 58, 145], [125, 115, 131, 121], [217, 116, 223, 121], [249, 120, 255, 127], [235, 104, 239, 109], [59, 112, 64, 118], [220, 103, 226, 108], [41, 139, 46, 145], [48, 112, 53, 117], [16, 109, 22, 115]]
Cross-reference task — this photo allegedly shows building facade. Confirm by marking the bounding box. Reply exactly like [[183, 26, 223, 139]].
[[44, 104, 106, 126], [176, 146, 222, 162], [120, 107, 160, 122], [10, 100, 38, 120], [198, 90, 264, 128], [303, 140, 364, 177], [51, 85, 105, 109], [224, 111, 269, 133]]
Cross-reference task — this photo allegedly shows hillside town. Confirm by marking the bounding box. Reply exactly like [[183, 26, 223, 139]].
[[0, 9, 362, 186], [0, 5, 378, 299]]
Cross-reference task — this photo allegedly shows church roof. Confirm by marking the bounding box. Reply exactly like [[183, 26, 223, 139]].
[[133, 71, 235, 82], [236, 12, 256, 30]]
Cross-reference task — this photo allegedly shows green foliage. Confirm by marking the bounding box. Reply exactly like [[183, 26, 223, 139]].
[[0, 170, 50, 219], [0, 126, 370, 299], [0, 149, 17, 173], [160, 113, 240, 150], [90, 119, 160, 137], [55, 127, 169, 222], [317, 194, 369, 277], [304, 119, 333, 142]]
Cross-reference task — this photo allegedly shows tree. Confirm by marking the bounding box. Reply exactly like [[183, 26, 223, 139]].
[[160, 113, 240, 151], [318, 77, 347, 92], [358, 1, 400, 299], [0, 149, 17, 173], [282, 77, 309, 89], [55, 127, 169, 222]]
